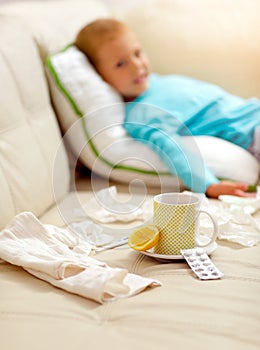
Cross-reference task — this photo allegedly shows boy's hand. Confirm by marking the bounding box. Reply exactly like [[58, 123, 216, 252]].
[[206, 180, 256, 199]]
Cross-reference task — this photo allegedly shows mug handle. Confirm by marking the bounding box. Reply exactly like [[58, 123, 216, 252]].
[[195, 210, 218, 248]]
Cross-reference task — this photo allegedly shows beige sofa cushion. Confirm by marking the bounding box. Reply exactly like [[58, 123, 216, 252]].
[[0, 17, 70, 229], [0, 0, 111, 61], [1, 192, 260, 350]]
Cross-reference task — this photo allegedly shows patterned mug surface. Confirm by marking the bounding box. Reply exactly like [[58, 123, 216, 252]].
[[153, 193, 218, 255]]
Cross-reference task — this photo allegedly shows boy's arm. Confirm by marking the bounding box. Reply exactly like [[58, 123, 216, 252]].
[[206, 181, 255, 198]]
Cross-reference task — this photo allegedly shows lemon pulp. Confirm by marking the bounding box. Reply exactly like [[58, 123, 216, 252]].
[[128, 225, 159, 251]]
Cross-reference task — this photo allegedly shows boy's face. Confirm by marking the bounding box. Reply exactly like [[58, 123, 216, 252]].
[[95, 30, 151, 100]]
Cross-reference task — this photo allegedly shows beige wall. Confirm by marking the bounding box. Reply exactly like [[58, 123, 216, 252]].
[[0, 0, 141, 7]]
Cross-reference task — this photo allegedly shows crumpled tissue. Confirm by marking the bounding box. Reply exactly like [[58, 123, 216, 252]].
[[68, 220, 113, 247], [76, 186, 153, 224], [198, 188, 260, 246], [73, 186, 260, 247]]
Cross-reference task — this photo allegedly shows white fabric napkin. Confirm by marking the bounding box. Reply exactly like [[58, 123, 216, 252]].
[[0, 212, 161, 303]]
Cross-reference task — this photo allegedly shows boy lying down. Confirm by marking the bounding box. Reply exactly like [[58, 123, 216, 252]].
[[75, 18, 260, 198]]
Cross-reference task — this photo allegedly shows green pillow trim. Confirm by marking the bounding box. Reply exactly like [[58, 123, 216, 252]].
[[46, 48, 170, 176]]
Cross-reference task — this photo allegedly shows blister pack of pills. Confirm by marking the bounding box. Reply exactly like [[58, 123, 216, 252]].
[[181, 248, 224, 280]]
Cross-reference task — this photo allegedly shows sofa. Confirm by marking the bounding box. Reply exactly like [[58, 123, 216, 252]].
[[0, 1, 260, 349]]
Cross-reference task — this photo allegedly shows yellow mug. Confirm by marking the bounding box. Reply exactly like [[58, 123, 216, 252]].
[[153, 193, 218, 255]]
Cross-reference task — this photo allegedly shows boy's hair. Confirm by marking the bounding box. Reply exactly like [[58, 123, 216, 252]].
[[75, 18, 129, 66]]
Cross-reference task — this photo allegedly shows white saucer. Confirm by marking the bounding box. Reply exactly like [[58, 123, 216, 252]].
[[139, 239, 218, 262]]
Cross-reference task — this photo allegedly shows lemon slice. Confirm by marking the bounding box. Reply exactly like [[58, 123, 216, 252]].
[[128, 225, 159, 251]]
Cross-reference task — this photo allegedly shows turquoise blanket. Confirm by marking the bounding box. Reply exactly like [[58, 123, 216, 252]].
[[124, 74, 260, 192]]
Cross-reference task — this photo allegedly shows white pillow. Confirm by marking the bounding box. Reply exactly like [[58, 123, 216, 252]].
[[46, 45, 259, 189]]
